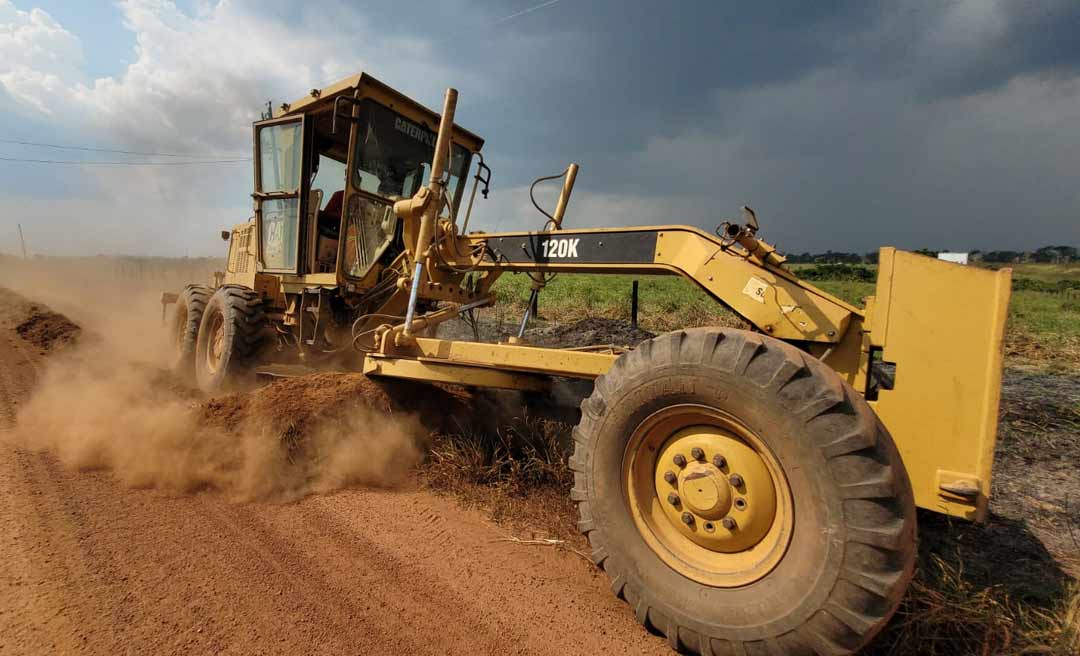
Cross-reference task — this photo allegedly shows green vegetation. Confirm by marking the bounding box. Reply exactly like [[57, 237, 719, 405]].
[[1006, 262, 1080, 283], [492, 273, 741, 332], [491, 261, 1080, 365]]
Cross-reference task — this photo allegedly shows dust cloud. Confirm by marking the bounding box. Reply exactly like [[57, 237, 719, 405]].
[[2, 256, 425, 501]]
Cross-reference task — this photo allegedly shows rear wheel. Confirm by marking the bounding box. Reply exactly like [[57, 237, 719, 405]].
[[570, 328, 916, 655], [169, 284, 213, 381], [195, 286, 268, 393]]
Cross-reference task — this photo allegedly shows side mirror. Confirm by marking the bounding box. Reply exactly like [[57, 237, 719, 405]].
[[221, 230, 231, 241], [741, 206, 759, 232]]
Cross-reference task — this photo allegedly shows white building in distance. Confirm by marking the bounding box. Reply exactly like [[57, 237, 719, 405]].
[[937, 252, 969, 265]]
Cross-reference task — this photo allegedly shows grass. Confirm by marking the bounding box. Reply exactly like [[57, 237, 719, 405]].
[[1006, 262, 1080, 284], [492, 272, 732, 331], [425, 411, 580, 543], [491, 264, 1080, 365], [871, 542, 1079, 655]]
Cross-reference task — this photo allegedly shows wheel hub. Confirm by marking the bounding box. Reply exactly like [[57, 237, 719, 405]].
[[679, 464, 731, 519], [205, 313, 225, 375], [653, 426, 777, 553], [626, 405, 794, 587]]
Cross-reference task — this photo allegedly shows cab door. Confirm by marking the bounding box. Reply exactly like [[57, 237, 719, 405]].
[[253, 115, 306, 273]]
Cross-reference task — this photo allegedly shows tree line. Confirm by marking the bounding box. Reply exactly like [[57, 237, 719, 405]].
[[784, 245, 1077, 264]]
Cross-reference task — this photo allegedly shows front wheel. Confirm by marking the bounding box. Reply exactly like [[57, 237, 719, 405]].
[[570, 328, 916, 655], [194, 286, 268, 393]]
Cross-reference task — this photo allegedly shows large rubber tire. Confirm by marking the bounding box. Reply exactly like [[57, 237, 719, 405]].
[[194, 285, 268, 393], [570, 328, 916, 655], [169, 284, 213, 381]]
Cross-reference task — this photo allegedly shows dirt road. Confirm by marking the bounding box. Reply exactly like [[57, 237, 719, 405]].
[[0, 288, 666, 655]]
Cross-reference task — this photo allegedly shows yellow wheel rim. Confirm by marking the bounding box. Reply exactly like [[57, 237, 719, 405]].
[[205, 312, 225, 375], [625, 404, 793, 587], [175, 306, 188, 352]]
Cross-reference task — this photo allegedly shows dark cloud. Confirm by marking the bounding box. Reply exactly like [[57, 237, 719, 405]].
[[2, 0, 1076, 255], [448, 0, 1080, 252]]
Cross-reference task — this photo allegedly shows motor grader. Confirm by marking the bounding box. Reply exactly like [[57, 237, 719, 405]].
[[164, 72, 1011, 655]]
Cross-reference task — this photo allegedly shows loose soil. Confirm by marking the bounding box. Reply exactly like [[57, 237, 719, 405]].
[[527, 317, 656, 348], [992, 367, 1080, 569], [0, 287, 667, 656], [13, 303, 80, 352]]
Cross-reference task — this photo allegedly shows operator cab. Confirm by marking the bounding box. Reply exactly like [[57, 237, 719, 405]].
[[251, 73, 483, 286]]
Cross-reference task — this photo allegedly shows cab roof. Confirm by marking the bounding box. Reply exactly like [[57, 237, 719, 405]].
[[274, 72, 485, 152]]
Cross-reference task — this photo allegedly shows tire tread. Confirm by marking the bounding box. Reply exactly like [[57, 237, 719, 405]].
[[570, 327, 916, 655]]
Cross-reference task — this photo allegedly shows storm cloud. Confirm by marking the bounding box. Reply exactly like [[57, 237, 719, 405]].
[[0, 0, 1077, 255]]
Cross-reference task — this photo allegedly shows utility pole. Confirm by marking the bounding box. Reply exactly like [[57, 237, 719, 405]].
[[17, 223, 27, 258]]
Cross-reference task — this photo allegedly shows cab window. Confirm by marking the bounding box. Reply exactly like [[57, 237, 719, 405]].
[[353, 100, 470, 208], [255, 120, 303, 271]]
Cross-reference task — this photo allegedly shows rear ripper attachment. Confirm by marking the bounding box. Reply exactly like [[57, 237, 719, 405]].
[[164, 73, 1012, 655]]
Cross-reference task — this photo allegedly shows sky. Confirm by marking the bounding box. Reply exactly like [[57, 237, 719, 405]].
[[0, 0, 1078, 257]]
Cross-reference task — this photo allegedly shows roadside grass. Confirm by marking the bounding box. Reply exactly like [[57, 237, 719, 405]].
[[492, 267, 1080, 365], [1006, 262, 1080, 284], [425, 412, 580, 543]]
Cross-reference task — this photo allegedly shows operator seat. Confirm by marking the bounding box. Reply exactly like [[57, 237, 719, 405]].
[[320, 190, 344, 239], [312, 189, 344, 272]]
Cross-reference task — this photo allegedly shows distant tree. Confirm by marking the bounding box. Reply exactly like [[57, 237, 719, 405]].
[[983, 250, 1021, 263], [1033, 246, 1062, 263], [864, 251, 880, 265]]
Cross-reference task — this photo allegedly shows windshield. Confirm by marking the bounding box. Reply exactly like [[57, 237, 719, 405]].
[[353, 100, 470, 210]]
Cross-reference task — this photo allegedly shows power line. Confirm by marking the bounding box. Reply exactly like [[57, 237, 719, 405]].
[[486, 0, 562, 27], [6, 0, 567, 168], [0, 137, 247, 159], [314, 0, 567, 88], [0, 156, 251, 166]]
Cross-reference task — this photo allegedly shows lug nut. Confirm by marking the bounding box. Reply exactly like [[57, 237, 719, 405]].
[[681, 512, 695, 526], [729, 473, 745, 488], [712, 454, 727, 469], [690, 447, 704, 460], [673, 454, 687, 468], [667, 492, 680, 506], [734, 498, 747, 510], [663, 471, 677, 485], [721, 517, 737, 530]]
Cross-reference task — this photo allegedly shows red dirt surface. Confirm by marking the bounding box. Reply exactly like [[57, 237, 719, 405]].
[[0, 287, 667, 656], [13, 304, 80, 352]]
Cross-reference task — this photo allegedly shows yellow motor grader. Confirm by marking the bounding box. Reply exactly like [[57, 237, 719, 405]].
[[164, 72, 1011, 655]]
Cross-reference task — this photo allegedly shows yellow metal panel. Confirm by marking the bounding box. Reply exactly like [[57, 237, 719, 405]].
[[279, 273, 338, 294], [277, 74, 362, 116], [363, 355, 548, 391], [410, 337, 617, 379], [866, 251, 893, 346], [464, 225, 859, 344], [278, 72, 485, 152], [654, 230, 855, 343], [869, 249, 1011, 521]]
